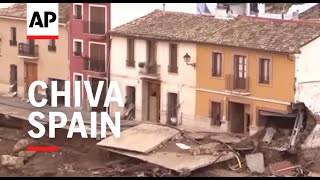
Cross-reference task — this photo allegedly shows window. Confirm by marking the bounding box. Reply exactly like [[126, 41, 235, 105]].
[[89, 6, 105, 34], [211, 52, 222, 77], [74, 4, 82, 20], [259, 58, 270, 84], [48, 39, 56, 52], [10, 27, 17, 46], [169, 44, 178, 73], [126, 39, 135, 67], [73, 40, 82, 56]]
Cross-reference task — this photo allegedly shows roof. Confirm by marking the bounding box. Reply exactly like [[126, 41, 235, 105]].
[[110, 9, 320, 54], [300, 4, 320, 20], [0, 3, 69, 24]]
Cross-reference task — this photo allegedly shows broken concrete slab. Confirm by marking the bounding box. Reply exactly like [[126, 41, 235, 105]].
[[210, 134, 242, 144], [245, 153, 265, 174], [269, 161, 296, 176], [263, 127, 277, 144], [100, 147, 235, 173], [97, 123, 180, 154]]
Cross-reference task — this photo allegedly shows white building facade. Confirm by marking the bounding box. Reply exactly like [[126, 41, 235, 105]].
[[110, 36, 197, 129]]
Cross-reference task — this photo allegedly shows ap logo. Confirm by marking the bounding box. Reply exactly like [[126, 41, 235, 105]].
[[27, 3, 59, 39]]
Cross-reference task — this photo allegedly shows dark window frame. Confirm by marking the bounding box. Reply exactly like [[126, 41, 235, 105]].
[[48, 39, 56, 52], [211, 52, 223, 77], [9, 27, 17, 46], [126, 39, 135, 67], [74, 41, 82, 56], [168, 43, 178, 74], [74, 4, 83, 20], [259, 58, 270, 85]]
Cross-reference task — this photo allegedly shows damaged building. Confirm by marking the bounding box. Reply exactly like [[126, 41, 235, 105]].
[[109, 9, 320, 137]]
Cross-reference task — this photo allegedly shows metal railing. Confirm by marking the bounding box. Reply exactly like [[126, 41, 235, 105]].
[[83, 21, 106, 35], [225, 74, 249, 92], [83, 57, 105, 72], [18, 43, 39, 57]]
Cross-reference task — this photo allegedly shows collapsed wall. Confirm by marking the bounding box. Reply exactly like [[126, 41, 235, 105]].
[[295, 82, 320, 164]]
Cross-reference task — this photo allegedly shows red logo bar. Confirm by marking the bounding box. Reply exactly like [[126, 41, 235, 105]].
[[26, 146, 59, 152], [27, 36, 58, 40]]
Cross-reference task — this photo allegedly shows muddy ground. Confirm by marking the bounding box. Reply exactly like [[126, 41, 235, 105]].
[[0, 114, 319, 177], [0, 117, 177, 177]]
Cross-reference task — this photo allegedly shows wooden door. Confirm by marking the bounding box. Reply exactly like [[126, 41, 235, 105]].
[[234, 55, 247, 90], [25, 62, 38, 94]]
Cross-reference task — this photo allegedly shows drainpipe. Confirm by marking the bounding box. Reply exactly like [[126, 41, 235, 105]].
[[107, 36, 111, 115]]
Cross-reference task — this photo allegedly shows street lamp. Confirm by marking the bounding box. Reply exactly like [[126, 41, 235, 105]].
[[183, 53, 196, 68]]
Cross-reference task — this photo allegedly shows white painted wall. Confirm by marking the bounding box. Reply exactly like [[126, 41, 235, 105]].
[[295, 37, 320, 116], [109, 36, 197, 128]]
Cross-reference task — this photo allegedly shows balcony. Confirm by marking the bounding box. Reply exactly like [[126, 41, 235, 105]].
[[18, 43, 39, 59], [138, 61, 161, 80], [225, 74, 250, 95], [83, 57, 106, 75]]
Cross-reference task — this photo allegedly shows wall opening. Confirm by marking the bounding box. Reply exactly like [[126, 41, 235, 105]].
[[210, 101, 222, 126], [229, 101, 245, 134], [9, 64, 17, 93], [167, 92, 178, 126]]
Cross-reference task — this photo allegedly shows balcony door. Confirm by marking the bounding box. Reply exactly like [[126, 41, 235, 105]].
[[27, 39, 35, 54], [90, 43, 105, 72], [234, 55, 247, 90], [89, 6, 105, 34]]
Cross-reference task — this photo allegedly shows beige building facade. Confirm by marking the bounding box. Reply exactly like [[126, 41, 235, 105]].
[[0, 4, 69, 99]]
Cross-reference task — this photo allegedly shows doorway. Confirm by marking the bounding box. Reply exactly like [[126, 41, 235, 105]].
[[24, 62, 38, 96], [90, 77, 107, 112], [125, 86, 136, 119], [210, 101, 222, 126], [27, 39, 35, 55], [9, 64, 17, 93], [229, 101, 245, 134], [147, 81, 160, 122], [167, 92, 178, 125]]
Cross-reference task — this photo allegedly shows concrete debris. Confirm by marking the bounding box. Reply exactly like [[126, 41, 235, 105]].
[[245, 153, 265, 174], [210, 134, 242, 144], [97, 123, 180, 154], [263, 127, 277, 144], [269, 161, 296, 176], [17, 150, 36, 160], [13, 138, 37, 153], [189, 143, 220, 156], [1, 155, 24, 169], [186, 133, 208, 140]]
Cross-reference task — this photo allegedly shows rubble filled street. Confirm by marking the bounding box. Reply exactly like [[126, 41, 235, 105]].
[[0, 110, 319, 177], [1, 2, 320, 177]]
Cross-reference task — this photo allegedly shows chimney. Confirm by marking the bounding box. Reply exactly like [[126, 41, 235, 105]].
[[163, 3, 165, 12], [292, 10, 299, 20]]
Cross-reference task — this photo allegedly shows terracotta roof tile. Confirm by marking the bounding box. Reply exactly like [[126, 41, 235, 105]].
[[0, 3, 69, 24], [110, 9, 320, 54]]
